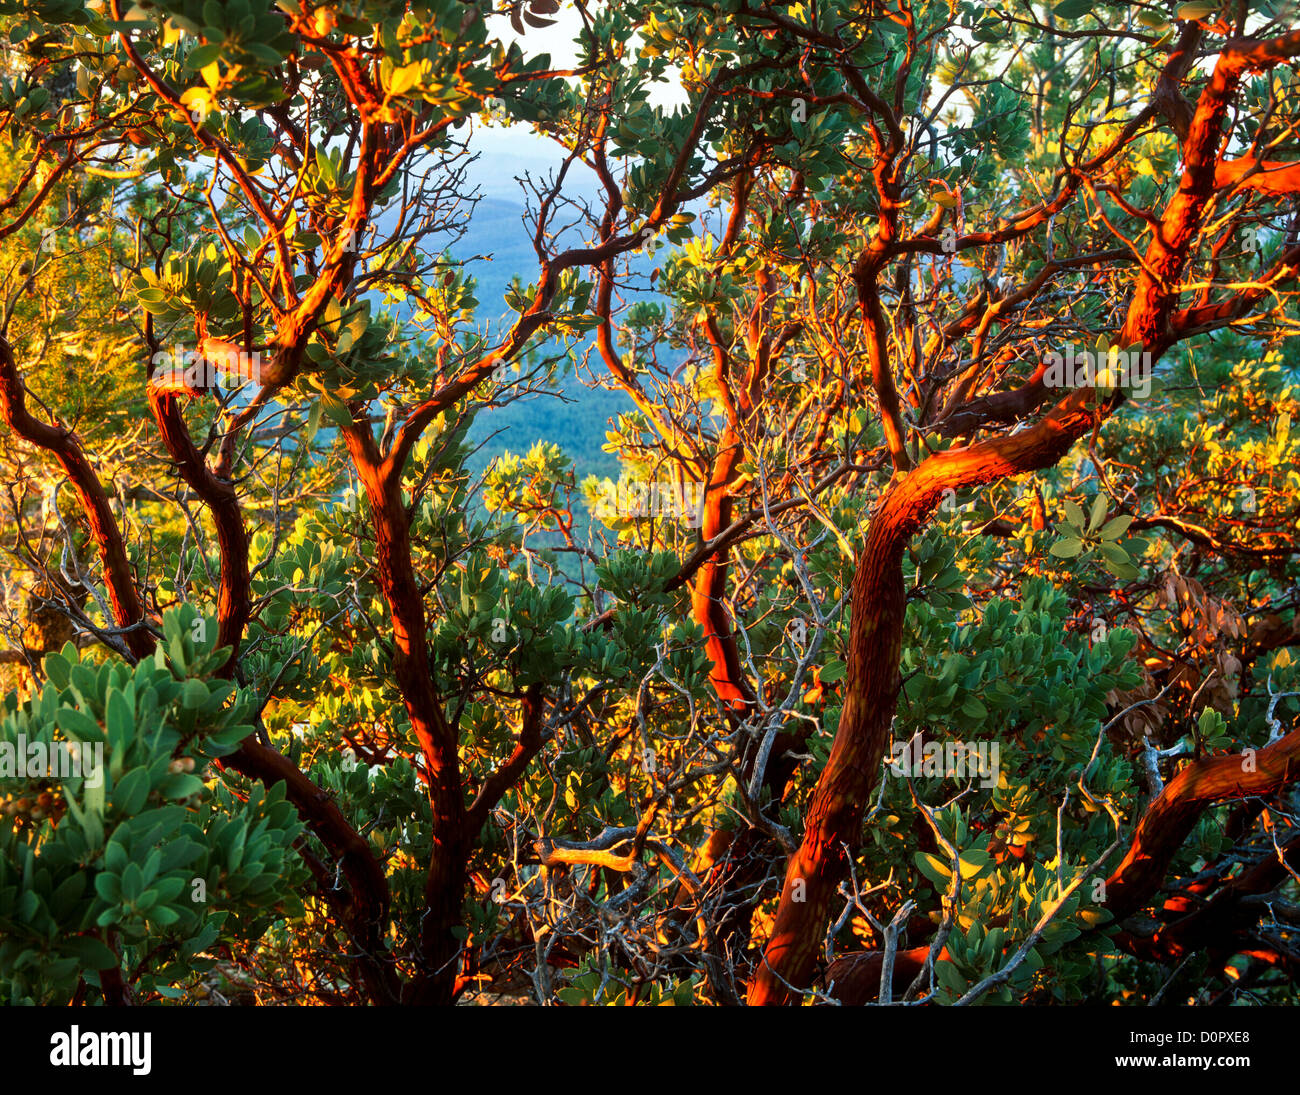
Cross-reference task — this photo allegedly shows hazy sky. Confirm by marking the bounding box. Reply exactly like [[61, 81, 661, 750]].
[[467, 5, 685, 202]]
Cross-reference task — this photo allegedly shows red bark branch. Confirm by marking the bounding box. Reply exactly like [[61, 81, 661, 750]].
[[221, 738, 402, 1004], [0, 337, 153, 659], [147, 390, 250, 667], [746, 23, 1300, 1007], [1214, 157, 1300, 195], [339, 418, 466, 1003], [1103, 729, 1300, 923]]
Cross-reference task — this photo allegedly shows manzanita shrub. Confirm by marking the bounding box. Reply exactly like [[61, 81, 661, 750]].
[[0, 0, 1297, 1006]]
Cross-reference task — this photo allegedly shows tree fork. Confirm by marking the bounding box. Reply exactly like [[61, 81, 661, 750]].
[[148, 390, 251, 667], [341, 419, 468, 1004], [747, 388, 1122, 1004]]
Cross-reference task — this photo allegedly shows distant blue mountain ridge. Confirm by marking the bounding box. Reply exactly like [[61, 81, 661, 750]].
[[448, 194, 632, 483]]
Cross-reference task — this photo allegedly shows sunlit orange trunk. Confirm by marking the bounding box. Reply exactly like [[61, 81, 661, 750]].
[[743, 25, 1300, 1005], [343, 424, 467, 1004], [748, 511, 908, 1003], [747, 390, 1123, 1004], [691, 426, 755, 710]]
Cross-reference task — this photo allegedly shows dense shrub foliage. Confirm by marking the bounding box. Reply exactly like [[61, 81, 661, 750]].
[[0, 0, 1297, 1006]]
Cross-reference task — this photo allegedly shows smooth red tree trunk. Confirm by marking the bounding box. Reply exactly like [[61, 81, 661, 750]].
[[343, 422, 467, 1004]]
